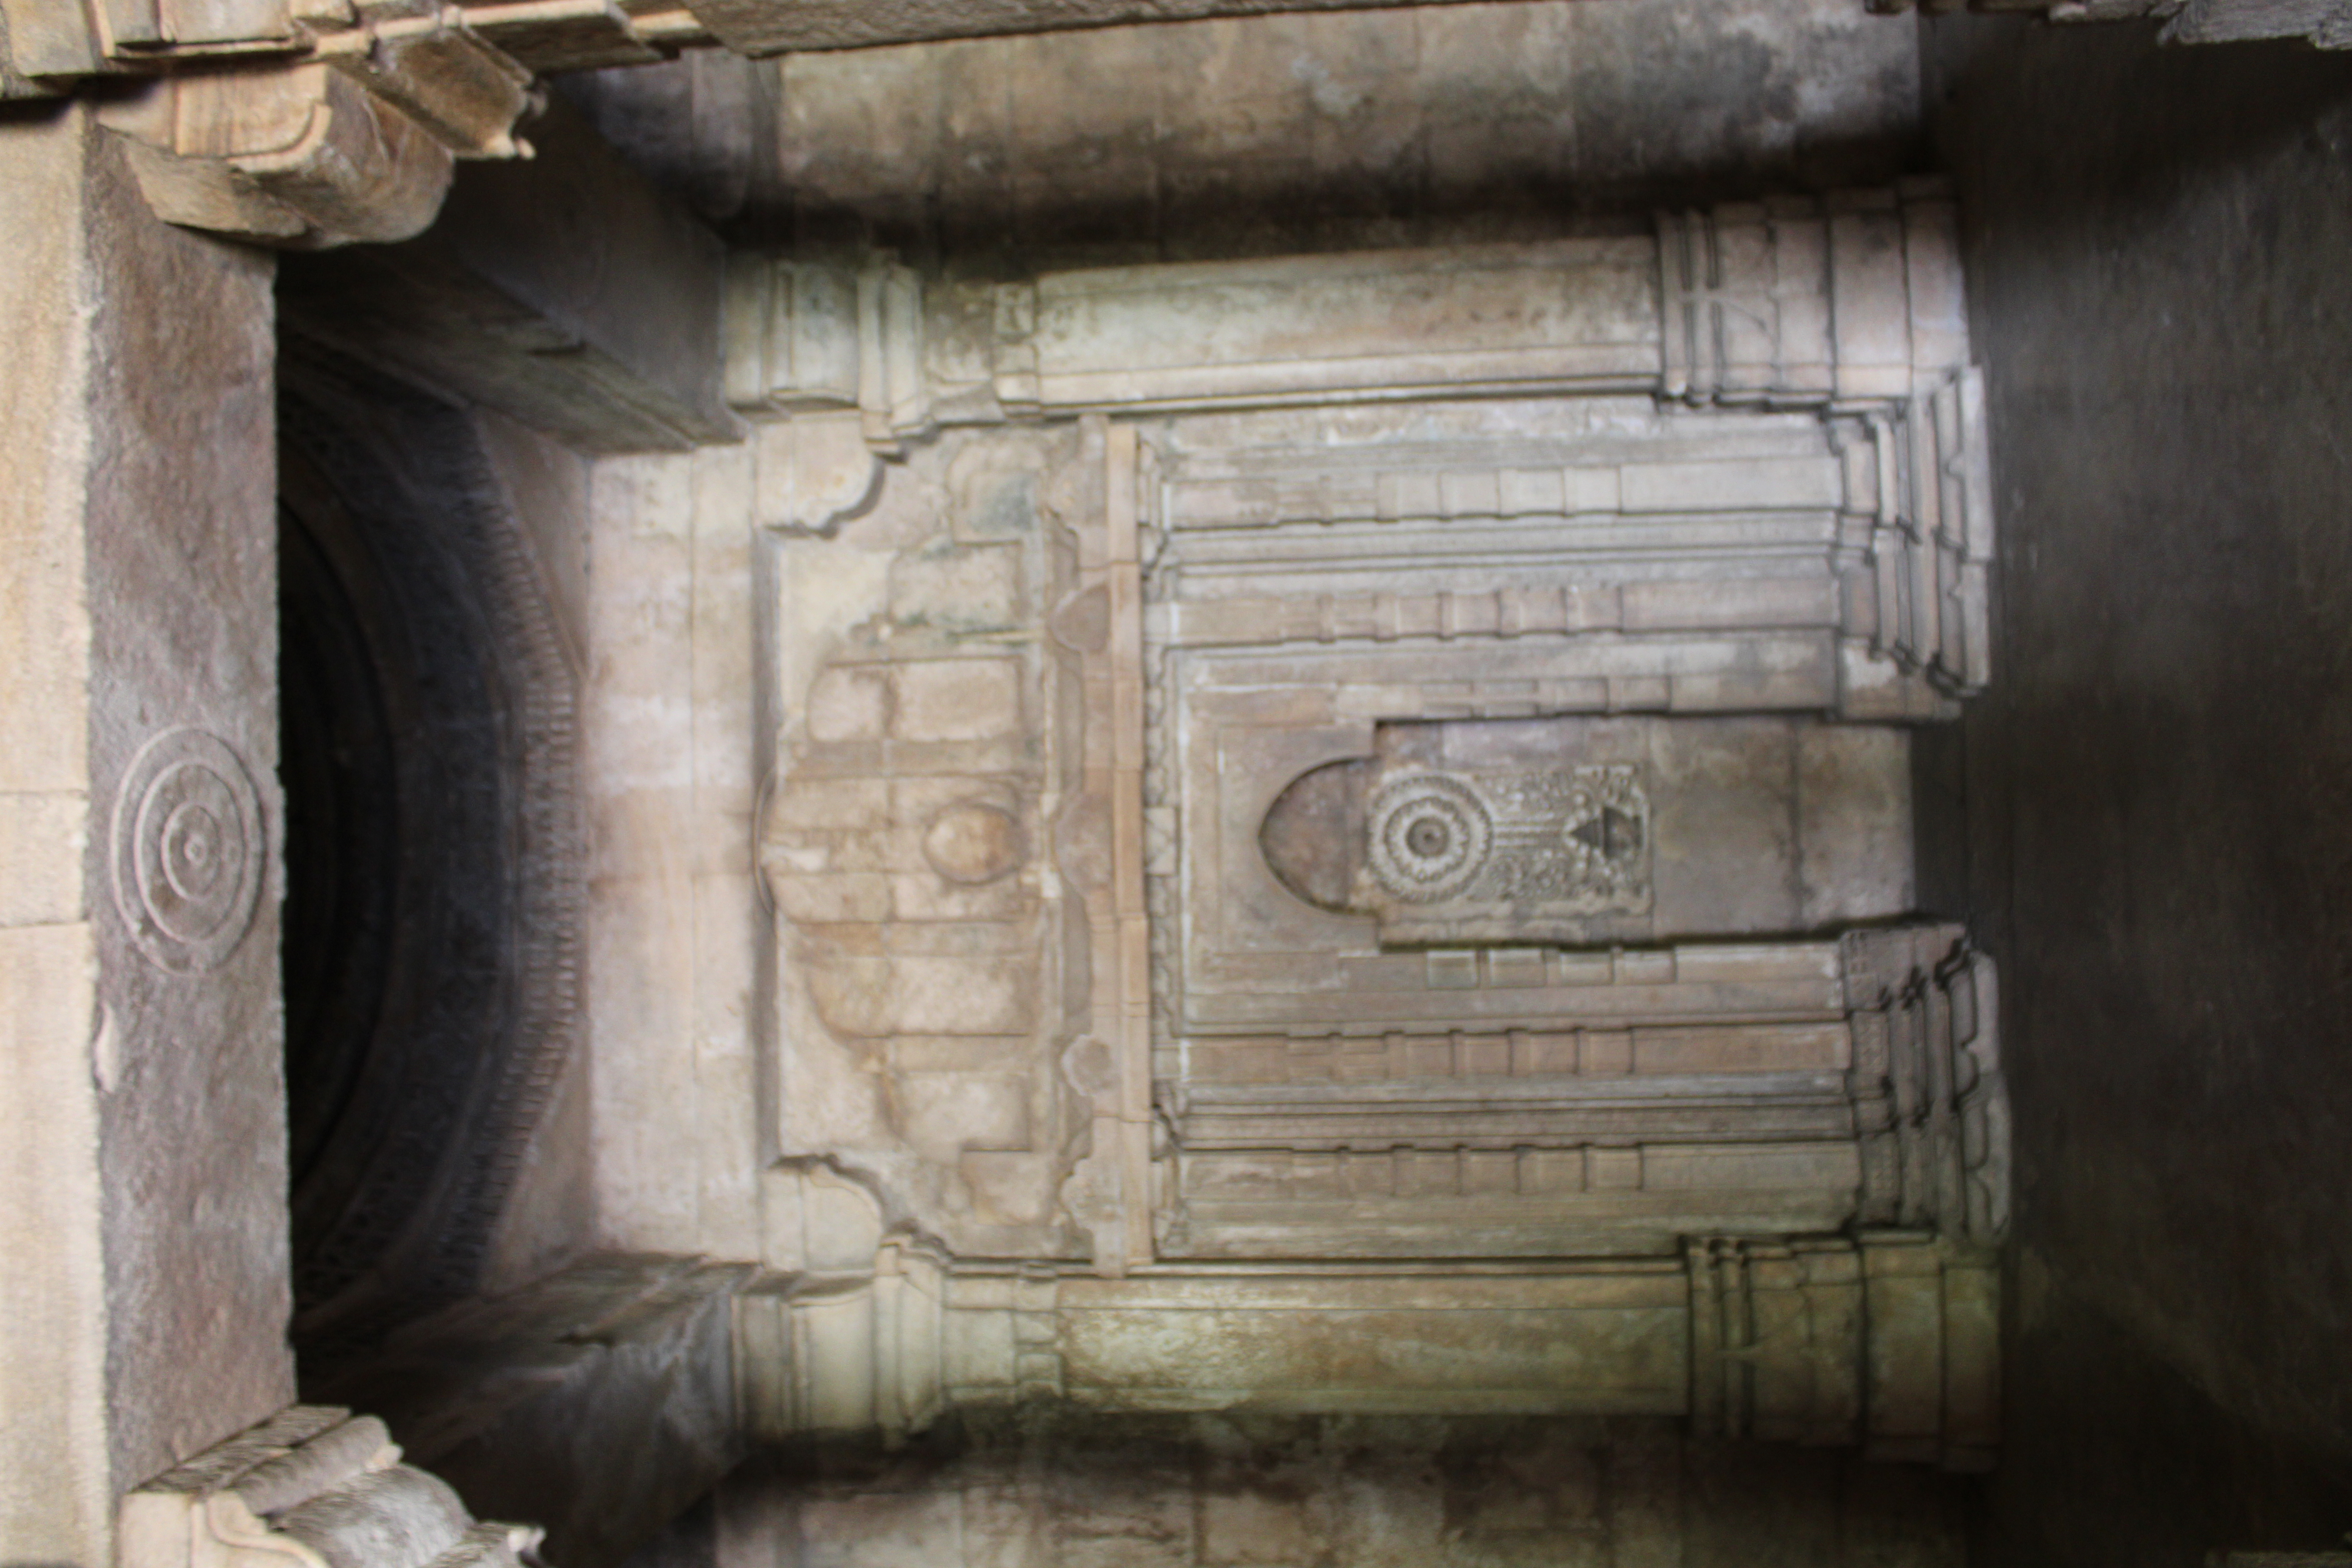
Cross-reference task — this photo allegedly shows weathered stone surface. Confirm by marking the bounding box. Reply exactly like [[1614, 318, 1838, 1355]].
[[705, 1412, 1967, 1568], [1916, 24, 2352, 1566], [1875, 0, 2352, 50], [585, 449, 766, 1264], [735, 0, 1920, 258], [0, 103, 292, 1565], [0, 107, 296, 1568]]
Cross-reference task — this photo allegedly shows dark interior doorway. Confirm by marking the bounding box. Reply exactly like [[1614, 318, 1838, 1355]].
[[275, 343, 583, 1373]]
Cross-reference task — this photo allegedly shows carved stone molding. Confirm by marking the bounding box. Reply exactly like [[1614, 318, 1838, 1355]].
[[735, 1232, 1996, 1471], [1846, 924, 2011, 1245], [1687, 1232, 1998, 1471], [120, 1405, 543, 1568], [730, 187, 1990, 699], [728, 187, 1971, 419]]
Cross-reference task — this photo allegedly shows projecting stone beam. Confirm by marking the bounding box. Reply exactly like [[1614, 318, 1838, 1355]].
[[279, 96, 739, 453]]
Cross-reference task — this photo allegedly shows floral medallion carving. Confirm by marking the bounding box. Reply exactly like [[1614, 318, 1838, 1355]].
[[1366, 773, 1492, 903]]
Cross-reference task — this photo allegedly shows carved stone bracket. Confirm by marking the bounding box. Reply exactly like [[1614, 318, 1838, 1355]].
[[120, 1405, 543, 1568], [7, 2, 606, 245]]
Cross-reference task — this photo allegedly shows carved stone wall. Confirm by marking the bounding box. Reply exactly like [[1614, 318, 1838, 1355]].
[[733, 183, 2009, 1470]]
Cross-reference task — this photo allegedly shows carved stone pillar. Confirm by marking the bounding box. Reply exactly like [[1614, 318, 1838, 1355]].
[[1, 101, 289, 1564]]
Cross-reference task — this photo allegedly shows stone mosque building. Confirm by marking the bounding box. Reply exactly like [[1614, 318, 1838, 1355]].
[[3, 0, 2350, 1564]]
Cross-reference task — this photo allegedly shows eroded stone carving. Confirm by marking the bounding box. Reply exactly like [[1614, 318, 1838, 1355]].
[[111, 727, 264, 975], [119, 1405, 542, 1568], [6, 1, 624, 245]]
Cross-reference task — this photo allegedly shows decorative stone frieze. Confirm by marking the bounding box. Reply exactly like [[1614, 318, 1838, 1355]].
[[120, 1405, 542, 1568]]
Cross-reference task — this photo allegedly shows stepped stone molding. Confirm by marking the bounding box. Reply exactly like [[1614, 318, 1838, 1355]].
[[1162, 924, 2001, 1261], [1687, 1232, 1998, 1471], [120, 1405, 543, 1568], [1846, 925, 2011, 1245], [730, 186, 1991, 704]]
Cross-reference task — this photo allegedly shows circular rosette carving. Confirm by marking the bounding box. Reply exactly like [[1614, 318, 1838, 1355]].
[[1367, 772, 1492, 903], [111, 727, 264, 974]]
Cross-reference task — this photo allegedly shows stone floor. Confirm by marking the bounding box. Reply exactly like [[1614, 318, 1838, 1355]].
[[1916, 18, 2352, 1566]]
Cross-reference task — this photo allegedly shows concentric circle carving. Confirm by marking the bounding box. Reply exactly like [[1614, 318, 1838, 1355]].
[[110, 727, 263, 974], [1367, 772, 1492, 902]]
